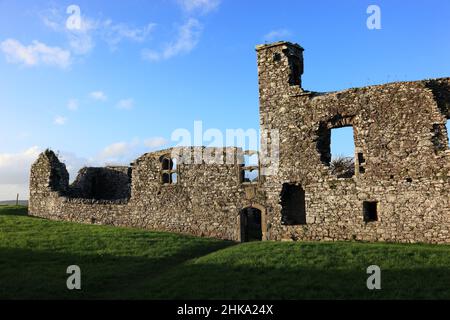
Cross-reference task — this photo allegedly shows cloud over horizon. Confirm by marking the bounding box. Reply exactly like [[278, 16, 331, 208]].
[[0, 137, 169, 200]]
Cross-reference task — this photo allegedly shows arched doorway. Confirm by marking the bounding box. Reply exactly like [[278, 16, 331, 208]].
[[240, 207, 262, 242]]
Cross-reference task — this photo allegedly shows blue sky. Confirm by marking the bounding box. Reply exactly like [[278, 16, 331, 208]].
[[1, 0, 450, 200]]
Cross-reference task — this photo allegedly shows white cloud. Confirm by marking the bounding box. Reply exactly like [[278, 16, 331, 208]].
[[90, 91, 107, 101], [102, 20, 156, 50], [142, 18, 202, 62], [263, 29, 292, 42], [0, 147, 41, 200], [98, 142, 130, 160], [0, 147, 91, 200], [97, 137, 168, 164], [116, 98, 134, 110], [0, 137, 169, 200], [144, 137, 168, 149], [67, 99, 78, 111], [54, 116, 67, 125], [96, 140, 140, 164], [0, 38, 71, 69], [0, 147, 41, 185], [40, 8, 155, 54], [178, 0, 221, 14]]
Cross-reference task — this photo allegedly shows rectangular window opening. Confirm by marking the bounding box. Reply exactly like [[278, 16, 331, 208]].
[[280, 183, 306, 225], [243, 169, 259, 183], [330, 126, 355, 178], [363, 201, 378, 222], [240, 152, 259, 184]]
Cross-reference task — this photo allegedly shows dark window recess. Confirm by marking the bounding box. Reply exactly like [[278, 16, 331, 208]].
[[161, 158, 173, 170], [282, 48, 303, 86], [162, 173, 172, 184], [316, 122, 331, 165], [358, 152, 366, 174], [280, 183, 306, 225], [273, 52, 281, 62], [289, 59, 302, 86], [363, 201, 378, 222]]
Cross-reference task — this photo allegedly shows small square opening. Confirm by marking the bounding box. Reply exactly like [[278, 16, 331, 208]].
[[363, 201, 378, 222]]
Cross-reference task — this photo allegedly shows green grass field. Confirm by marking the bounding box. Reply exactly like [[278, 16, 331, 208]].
[[1, 205, 450, 299]]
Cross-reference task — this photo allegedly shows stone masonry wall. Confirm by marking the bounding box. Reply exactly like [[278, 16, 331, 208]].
[[29, 41, 450, 244], [29, 147, 264, 241], [256, 41, 450, 244]]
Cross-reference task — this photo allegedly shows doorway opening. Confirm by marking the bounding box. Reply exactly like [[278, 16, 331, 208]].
[[240, 207, 262, 242]]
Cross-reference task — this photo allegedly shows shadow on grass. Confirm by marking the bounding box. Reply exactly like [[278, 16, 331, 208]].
[[1, 244, 449, 300], [0, 206, 28, 216], [0, 241, 235, 300], [130, 262, 450, 300]]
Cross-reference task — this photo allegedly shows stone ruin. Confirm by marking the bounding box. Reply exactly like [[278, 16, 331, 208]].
[[29, 41, 450, 244]]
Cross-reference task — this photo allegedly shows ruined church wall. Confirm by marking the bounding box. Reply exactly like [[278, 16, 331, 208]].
[[257, 42, 450, 243], [29, 148, 251, 241], [29, 42, 450, 244]]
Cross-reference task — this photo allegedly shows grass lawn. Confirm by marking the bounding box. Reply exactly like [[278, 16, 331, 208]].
[[1, 205, 450, 299]]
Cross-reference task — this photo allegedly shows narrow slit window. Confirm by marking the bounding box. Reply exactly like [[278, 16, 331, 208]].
[[357, 152, 366, 174], [447, 119, 450, 148]]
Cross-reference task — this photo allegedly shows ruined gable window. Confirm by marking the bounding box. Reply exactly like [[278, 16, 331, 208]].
[[240, 152, 259, 184], [160, 156, 177, 185], [317, 116, 356, 178], [280, 183, 306, 225], [363, 201, 378, 222]]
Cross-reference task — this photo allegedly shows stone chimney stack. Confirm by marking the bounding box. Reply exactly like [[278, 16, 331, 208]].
[[256, 41, 304, 93]]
